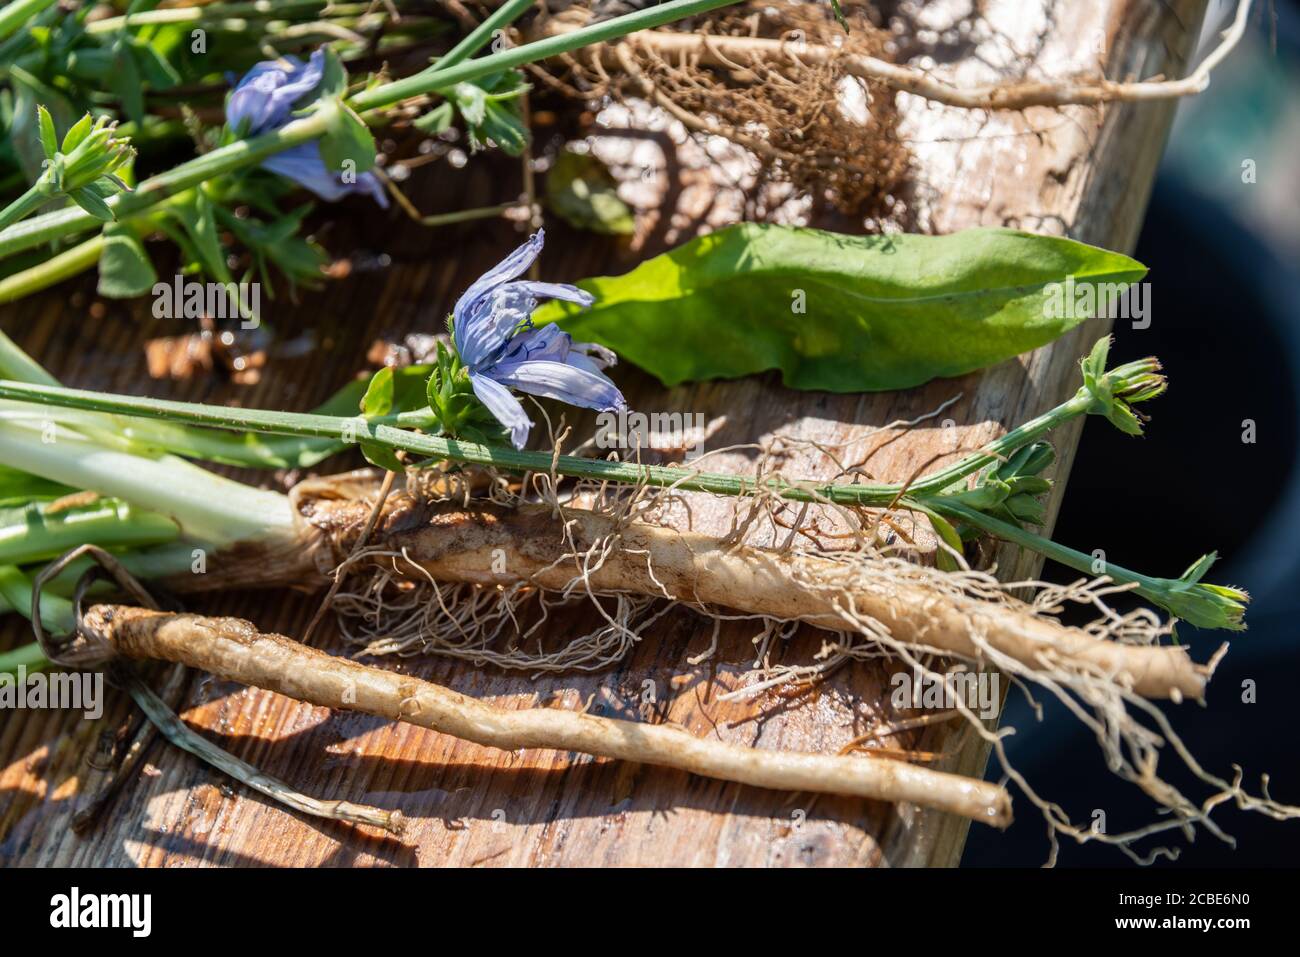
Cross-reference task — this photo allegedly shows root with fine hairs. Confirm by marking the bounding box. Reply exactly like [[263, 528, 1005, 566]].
[[77, 603, 1013, 826], [532, 0, 1251, 219], [535, 1, 910, 217], [258, 462, 1298, 864], [541, 0, 1252, 111]]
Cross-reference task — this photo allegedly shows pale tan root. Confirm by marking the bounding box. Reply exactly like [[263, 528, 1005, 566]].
[[304, 496, 1208, 701], [81, 604, 1013, 827], [538, 0, 1252, 110]]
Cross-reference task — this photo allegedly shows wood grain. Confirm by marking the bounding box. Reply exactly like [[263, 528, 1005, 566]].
[[0, 0, 1208, 867]]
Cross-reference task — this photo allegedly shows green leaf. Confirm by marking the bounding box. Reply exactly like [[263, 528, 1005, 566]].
[[110, 46, 145, 124], [361, 364, 434, 418], [128, 36, 182, 88], [359, 364, 434, 471], [413, 102, 454, 135], [97, 224, 157, 298], [68, 186, 115, 221], [319, 99, 376, 174], [317, 47, 349, 99], [446, 73, 529, 156], [168, 189, 230, 283], [450, 82, 487, 127], [0, 465, 75, 508], [926, 507, 966, 572], [36, 105, 56, 161], [60, 112, 93, 153], [533, 224, 1148, 393], [546, 150, 635, 236]]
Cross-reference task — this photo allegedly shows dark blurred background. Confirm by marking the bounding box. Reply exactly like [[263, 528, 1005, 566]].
[[964, 0, 1300, 866]]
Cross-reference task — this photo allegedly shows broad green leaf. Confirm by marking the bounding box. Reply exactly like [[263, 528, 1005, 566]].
[[534, 224, 1148, 392], [97, 224, 157, 298], [546, 150, 635, 236]]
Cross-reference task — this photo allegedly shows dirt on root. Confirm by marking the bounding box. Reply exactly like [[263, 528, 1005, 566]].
[[535, 0, 912, 221]]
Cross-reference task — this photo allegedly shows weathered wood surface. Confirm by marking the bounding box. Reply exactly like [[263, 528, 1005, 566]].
[[0, 0, 1207, 866]]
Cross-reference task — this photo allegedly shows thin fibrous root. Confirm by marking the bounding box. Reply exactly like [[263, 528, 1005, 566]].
[[539, 0, 1252, 110], [80, 604, 1014, 827], [305, 496, 1209, 701]]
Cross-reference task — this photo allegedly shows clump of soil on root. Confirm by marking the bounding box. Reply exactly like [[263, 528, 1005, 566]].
[[535, 0, 912, 222]]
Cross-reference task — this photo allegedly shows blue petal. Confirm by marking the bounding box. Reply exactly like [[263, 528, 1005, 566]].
[[572, 340, 617, 371], [452, 230, 545, 338], [262, 144, 389, 207], [510, 281, 594, 309], [497, 323, 571, 366], [456, 280, 593, 369], [470, 372, 532, 449], [227, 51, 325, 136], [489, 359, 625, 413], [455, 284, 536, 370]]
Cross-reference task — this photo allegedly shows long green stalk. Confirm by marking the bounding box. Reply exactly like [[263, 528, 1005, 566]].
[[0, 564, 74, 648], [0, 0, 741, 260], [0, 183, 50, 232], [435, 0, 536, 69], [0, 350, 1143, 508], [0, 235, 104, 304], [0, 637, 48, 675], [0, 499, 179, 566], [0, 417, 294, 545], [0, 0, 57, 41], [85, 1, 343, 33], [0, 379, 910, 507]]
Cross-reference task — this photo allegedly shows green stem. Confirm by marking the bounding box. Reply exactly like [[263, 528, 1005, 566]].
[[85, 1, 343, 33], [910, 392, 1094, 494], [0, 415, 295, 545], [435, 0, 536, 69], [0, 0, 57, 41], [931, 500, 1246, 630], [0, 639, 48, 675], [0, 500, 179, 567], [931, 500, 1155, 594], [0, 182, 52, 232], [0, 235, 104, 304], [419, 202, 523, 227], [0, 564, 74, 640], [0, 328, 60, 386], [0, 0, 741, 260], [0, 378, 907, 507]]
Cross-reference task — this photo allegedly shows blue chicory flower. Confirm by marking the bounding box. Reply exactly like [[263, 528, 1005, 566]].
[[454, 229, 624, 448], [226, 50, 388, 207]]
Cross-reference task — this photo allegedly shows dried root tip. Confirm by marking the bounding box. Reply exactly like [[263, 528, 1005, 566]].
[[84, 604, 1014, 827]]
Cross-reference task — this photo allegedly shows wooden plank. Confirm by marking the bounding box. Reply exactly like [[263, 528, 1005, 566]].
[[0, 0, 1208, 867]]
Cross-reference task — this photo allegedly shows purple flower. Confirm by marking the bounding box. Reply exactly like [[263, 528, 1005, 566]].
[[454, 229, 624, 448], [226, 51, 387, 207]]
